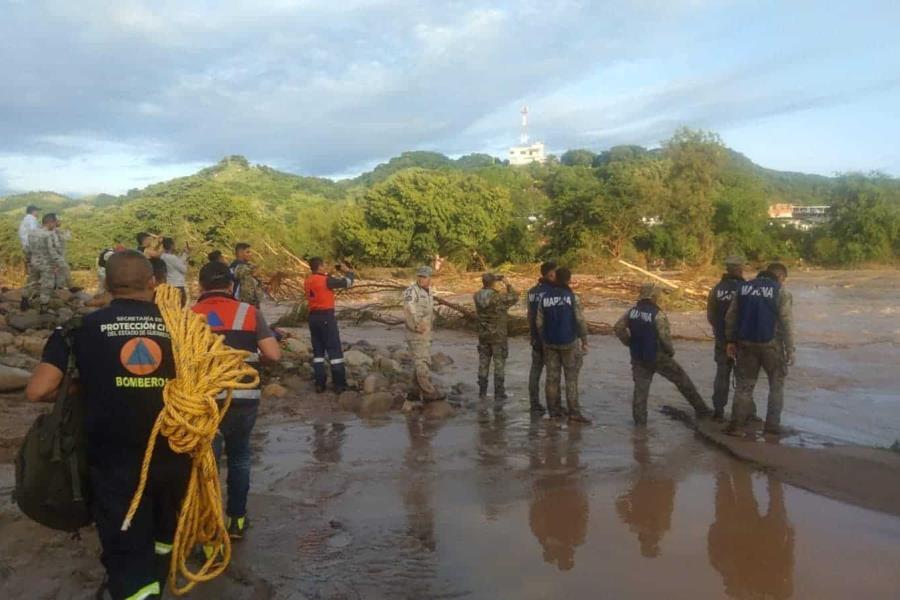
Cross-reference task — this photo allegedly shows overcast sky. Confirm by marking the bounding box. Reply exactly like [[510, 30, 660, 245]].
[[1, 0, 898, 196]]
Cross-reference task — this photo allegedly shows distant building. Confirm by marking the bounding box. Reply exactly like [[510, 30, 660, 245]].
[[768, 203, 831, 229], [509, 142, 547, 166], [768, 203, 794, 219], [509, 105, 547, 166]]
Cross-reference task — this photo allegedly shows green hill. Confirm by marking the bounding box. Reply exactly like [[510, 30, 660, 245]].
[[1, 136, 896, 271]]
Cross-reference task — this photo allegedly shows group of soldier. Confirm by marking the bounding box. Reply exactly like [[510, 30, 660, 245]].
[[391, 256, 794, 436], [17, 205, 75, 311]]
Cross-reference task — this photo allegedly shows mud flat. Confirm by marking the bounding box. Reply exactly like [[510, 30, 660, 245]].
[[1, 270, 899, 598]]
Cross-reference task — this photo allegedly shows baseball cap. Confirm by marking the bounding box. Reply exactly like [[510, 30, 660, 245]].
[[416, 266, 433, 277], [724, 255, 746, 267], [199, 261, 233, 289]]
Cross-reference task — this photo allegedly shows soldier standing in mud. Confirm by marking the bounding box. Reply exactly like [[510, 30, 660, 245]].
[[725, 262, 795, 435], [707, 256, 746, 421], [473, 273, 519, 402], [535, 267, 591, 423], [527, 261, 557, 415], [404, 266, 443, 404], [614, 283, 712, 425]]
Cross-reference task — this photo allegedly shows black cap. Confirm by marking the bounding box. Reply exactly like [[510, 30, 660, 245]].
[[199, 261, 233, 290]]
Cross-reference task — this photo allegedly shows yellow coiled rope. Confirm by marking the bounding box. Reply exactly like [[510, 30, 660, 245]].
[[120, 284, 260, 595]]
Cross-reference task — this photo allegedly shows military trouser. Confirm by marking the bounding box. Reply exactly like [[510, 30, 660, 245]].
[[407, 334, 440, 400], [544, 344, 584, 418], [477, 339, 508, 399], [712, 340, 734, 414], [631, 353, 709, 426], [730, 342, 786, 430], [528, 343, 545, 410], [28, 259, 56, 306]]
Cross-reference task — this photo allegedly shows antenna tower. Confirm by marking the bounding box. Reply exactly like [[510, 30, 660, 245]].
[[520, 105, 529, 145]]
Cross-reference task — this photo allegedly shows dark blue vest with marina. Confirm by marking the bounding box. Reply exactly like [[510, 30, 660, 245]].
[[736, 277, 780, 343], [627, 300, 659, 363]]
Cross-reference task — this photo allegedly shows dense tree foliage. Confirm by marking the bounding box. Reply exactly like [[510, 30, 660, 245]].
[[1, 134, 898, 274], [338, 169, 511, 266]]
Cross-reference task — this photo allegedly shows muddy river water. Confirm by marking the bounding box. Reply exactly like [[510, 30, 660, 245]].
[[1, 270, 898, 599]]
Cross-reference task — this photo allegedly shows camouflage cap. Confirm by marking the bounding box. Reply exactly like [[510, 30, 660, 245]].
[[416, 266, 433, 277], [724, 255, 746, 267], [639, 283, 660, 300]]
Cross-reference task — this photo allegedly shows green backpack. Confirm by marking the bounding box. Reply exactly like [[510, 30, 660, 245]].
[[14, 320, 92, 532]]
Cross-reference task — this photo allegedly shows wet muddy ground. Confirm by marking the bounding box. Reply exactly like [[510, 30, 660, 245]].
[[1, 269, 899, 599]]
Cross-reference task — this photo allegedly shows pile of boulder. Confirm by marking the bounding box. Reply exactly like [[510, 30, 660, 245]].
[[265, 332, 463, 419], [0, 286, 97, 393]]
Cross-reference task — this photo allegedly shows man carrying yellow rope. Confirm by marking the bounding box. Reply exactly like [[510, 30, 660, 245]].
[[27, 250, 257, 599]]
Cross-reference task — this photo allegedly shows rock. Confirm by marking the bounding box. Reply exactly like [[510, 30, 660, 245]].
[[430, 352, 454, 373], [284, 338, 311, 356], [74, 291, 93, 303], [376, 357, 402, 375], [54, 288, 72, 302], [0, 353, 38, 370], [0, 288, 23, 302], [56, 307, 75, 324], [262, 383, 288, 399], [343, 349, 373, 368], [8, 311, 44, 332], [392, 350, 413, 363], [359, 392, 394, 416], [0, 315, 6, 328], [423, 400, 455, 419], [338, 391, 362, 412], [362, 373, 389, 394], [0, 365, 31, 392], [281, 374, 308, 390], [0, 331, 15, 349], [20, 334, 47, 358]]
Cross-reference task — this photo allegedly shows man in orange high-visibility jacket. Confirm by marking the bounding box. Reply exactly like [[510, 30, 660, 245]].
[[304, 257, 356, 393]]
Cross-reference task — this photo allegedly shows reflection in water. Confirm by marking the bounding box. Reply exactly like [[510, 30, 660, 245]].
[[528, 425, 589, 571], [708, 470, 795, 599], [311, 422, 346, 464], [404, 416, 442, 552], [615, 434, 675, 558], [475, 408, 510, 520]]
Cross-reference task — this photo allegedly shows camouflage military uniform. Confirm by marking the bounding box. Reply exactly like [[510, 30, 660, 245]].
[[51, 229, 73, 288], [536, 289, 588, 419], [404, 281, 440, 400], [26, 227, 63, 307], [725, 281, 795, 432], [232, 261, 264, 308], [614, 300, 710, 426], [473, 281, 519, 399]]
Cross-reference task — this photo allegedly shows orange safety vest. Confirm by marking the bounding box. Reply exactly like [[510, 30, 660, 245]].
[[304, 273, 336, 312]]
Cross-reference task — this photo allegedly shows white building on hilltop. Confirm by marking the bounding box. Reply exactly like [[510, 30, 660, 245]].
[[508, 105, 546, 166]]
